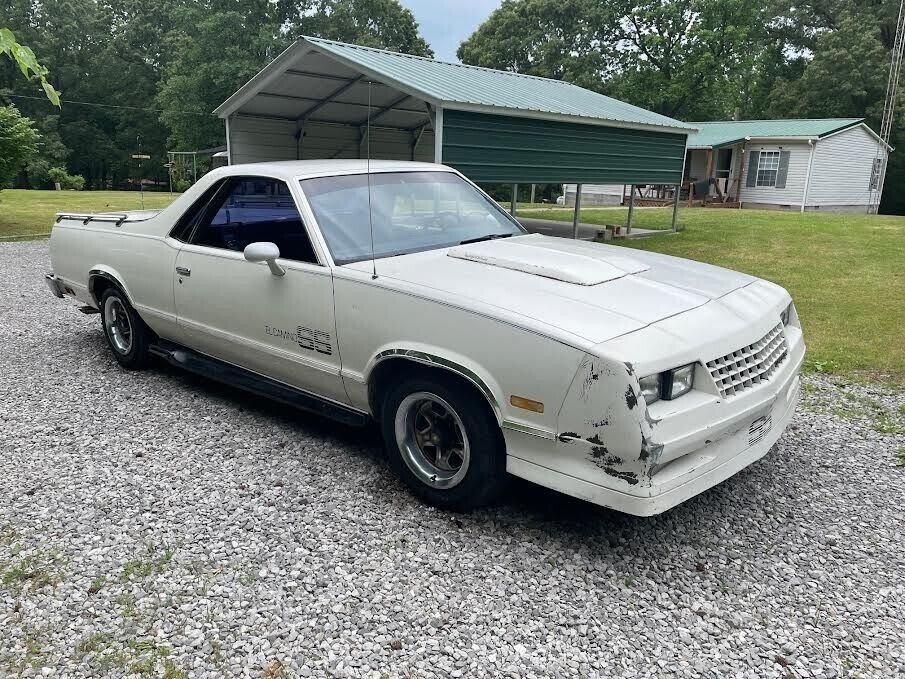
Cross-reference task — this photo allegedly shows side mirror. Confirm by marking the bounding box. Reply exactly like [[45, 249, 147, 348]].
[[244, 241, 285, 276]]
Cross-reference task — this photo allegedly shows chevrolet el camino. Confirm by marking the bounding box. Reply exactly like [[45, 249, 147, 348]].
[[45, 160, 804, 515]]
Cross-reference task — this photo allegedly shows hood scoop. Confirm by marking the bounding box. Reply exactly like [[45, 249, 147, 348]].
[[447, 234, 650, 286]]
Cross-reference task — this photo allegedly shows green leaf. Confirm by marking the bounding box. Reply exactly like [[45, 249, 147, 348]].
[[11, 43, 40, 77], [0, 28, 15, 54], [41, 79, 61, 108]]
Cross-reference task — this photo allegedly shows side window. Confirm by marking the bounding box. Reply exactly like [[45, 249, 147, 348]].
[[170, 180, 227, 242], [189, 177, 318, 264]]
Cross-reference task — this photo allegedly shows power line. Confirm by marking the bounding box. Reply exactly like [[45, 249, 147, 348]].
[[3, 93, 215, 116]]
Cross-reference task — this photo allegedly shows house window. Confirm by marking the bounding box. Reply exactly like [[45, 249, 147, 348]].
[[869, 158, 882, 190], [756, 151, 781, 187]]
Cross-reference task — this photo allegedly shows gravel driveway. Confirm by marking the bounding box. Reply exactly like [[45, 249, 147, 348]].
[[1, 240, 904, 679]]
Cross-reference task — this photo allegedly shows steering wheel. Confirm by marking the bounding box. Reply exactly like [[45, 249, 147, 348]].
[[431, 211, 461, 229]]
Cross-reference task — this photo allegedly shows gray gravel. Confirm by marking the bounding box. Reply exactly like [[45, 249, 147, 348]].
[[1, 239, 904, 678]]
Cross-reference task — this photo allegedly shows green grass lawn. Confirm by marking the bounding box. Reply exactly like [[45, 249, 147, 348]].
[[584, 207, 904, 383], [0, 189, 179, 240]]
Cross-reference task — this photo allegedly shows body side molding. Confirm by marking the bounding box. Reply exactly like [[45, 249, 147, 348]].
[[151, 341, 370, 427]]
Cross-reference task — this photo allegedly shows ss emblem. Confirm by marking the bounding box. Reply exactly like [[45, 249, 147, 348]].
[[297, 326, 332, 355]]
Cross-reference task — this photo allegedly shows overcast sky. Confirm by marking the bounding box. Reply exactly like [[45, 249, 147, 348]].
[[400, 0, 501, 62]]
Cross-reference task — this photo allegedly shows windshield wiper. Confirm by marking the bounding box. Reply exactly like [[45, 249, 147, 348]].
[[459, 233, 514, 245]]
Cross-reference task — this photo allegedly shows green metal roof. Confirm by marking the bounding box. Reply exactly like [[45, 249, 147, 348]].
[[302, 37, 694, 132], [686, 118, 864, 148]]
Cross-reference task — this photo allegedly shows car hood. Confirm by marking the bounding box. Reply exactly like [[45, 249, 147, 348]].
[[347, 234, 757, 345]]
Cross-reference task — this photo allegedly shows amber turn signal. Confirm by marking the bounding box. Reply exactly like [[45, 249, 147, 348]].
[[510, 395, 544, 413]]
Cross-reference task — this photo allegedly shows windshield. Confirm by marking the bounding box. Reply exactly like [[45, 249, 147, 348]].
[[299, 171, 525, 265]]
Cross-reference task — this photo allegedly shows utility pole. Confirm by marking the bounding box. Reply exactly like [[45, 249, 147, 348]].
[[130, 134, 151, 210]]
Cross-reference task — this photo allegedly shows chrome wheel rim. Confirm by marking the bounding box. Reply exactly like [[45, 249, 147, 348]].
[[394, 392, 470, 489], [104, 296, 133, 354]]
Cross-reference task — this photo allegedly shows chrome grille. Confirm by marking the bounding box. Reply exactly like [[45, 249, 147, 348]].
[[707, 324, 789, 397]]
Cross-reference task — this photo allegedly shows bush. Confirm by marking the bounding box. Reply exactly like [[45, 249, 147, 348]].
[[173, 179, 191, 193], [47, 166, 85, 190], [62, 174, 85, 190]]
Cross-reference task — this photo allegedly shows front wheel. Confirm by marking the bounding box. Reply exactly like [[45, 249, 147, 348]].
[[100, 287, 152, 370], [381, 375, 507, 511]]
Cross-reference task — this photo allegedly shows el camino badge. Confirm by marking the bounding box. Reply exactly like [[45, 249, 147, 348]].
[[265, 325, 332, 356]]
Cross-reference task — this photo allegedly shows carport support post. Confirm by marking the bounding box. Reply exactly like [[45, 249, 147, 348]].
[[510, 184, 518, 216], [571, 183, 583, 239], [626, 185, 635, 235], [671, 183, 680, 232]]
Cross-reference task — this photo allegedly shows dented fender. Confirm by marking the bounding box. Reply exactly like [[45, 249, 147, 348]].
[[556, 354, 662, 488]]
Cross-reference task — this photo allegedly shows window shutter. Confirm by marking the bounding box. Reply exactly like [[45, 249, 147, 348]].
[[746, 152, 759, 187], [775, 151, 791, 189]]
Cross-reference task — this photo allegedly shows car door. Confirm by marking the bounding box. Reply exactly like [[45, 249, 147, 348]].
[[172, 175, 349, 406]]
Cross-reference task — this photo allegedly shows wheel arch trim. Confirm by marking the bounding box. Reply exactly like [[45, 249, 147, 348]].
[[370, 349, 502, 422], [88, 267, 134, 307], [368, 348, 556, 440]]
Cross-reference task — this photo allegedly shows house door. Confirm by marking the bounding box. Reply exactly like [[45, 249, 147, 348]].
[[716, 149, 733, 179]]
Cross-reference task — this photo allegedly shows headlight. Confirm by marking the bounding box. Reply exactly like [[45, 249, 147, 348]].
[[663, 364, 695, 400], [780, 302, 793, 326], [639, 364, 696, 405], [639, 374, 661, 405]]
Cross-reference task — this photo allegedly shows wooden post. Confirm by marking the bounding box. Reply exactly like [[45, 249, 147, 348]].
[[510, 184, 518, 215], [571, 184, 583, 239], [529, 183, 536, 205], [626, 185, 635, 235]]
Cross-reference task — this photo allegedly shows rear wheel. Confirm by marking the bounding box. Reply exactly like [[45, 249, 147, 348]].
[[381, 375, 507, 511], [100, 287, 152, 370]]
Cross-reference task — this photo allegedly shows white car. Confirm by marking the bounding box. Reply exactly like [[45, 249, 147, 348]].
[[46, 160, 804, 515]]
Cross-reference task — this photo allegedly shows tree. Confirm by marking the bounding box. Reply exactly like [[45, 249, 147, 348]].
[[291, 0, 433, 56], [458, 0, 771, 120], [157, 0, 434, 153], [0, 27, 59, 105], [23, 114, 69, 187], [766, 12, 891, 123], [0, 104, 40, 187], [456, 0, 615, 90]]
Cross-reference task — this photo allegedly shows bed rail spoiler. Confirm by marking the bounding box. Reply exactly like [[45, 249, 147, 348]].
[[55, 212, 130, 226]]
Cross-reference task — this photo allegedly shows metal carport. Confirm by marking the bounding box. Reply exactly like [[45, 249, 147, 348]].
[[214, 37, 695, 233]]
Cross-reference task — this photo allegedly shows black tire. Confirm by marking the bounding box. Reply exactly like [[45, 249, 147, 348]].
[[99, 287, 153, 370], [380, 374, 507, 511]]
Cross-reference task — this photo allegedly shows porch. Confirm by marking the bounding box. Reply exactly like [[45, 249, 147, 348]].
[[683, 145, 744, 206]]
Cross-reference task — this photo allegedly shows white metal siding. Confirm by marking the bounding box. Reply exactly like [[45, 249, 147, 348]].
[[229, 116, 297, 164], [806, 125, 886, 209], [739, 143, 808, 207], [563, 184, 624, 206], [228, 116, 435, 165], [686, 150, 708, 180]]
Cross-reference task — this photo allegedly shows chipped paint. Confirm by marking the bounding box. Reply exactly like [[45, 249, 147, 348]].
[[603, 468, 639, 485], [624, 385, 638, 410], [557, 352, 659, 488]]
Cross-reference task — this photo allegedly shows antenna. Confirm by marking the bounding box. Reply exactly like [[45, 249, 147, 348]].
[[366, 80, 378, 279]]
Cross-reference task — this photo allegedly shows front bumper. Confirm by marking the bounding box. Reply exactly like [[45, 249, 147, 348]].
[[504, 326, 805, 516]]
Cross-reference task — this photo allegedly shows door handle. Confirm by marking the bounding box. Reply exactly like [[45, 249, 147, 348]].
[[176, 266, 191, 277]]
